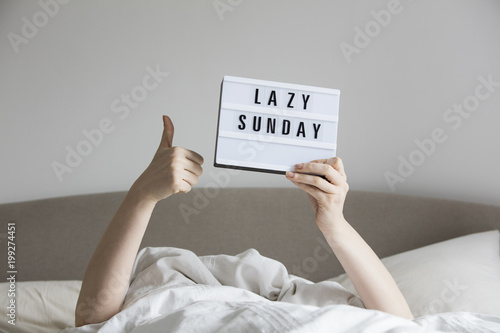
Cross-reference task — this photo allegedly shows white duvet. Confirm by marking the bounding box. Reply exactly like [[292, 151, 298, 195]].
[[63, 247, 500, 333]]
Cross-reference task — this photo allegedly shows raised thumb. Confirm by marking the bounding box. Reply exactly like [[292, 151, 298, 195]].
[[160, 115, 174, 147]]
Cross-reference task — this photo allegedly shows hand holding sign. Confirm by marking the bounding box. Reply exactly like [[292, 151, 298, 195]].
[[131, 115, 204, 203], [286, 157, 348, 233]]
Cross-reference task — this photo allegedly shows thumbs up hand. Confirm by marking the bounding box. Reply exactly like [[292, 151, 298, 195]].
[[130, 115, 204, 204]]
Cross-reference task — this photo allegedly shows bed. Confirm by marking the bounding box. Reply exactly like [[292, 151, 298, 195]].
[[1, 188, 499, 332]]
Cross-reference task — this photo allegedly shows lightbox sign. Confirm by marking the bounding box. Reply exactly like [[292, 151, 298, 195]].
[[214, 76, 340, 174]]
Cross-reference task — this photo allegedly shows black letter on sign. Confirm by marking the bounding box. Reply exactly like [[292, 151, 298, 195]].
[[267, 118, 276, 134], [253, 116, 262, 131], [254, 89, 261, 105], [287, 92, 295, 108], [282, 119, 290, 135], [302, 94, 310, 110], [268, 90, 277, 106], [296, 122, 306, 137], [313, 123, 321, 139], [238, 114, 246, 130]]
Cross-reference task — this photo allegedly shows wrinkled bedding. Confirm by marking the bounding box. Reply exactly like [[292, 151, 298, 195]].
[[63, 247, 500, 333]]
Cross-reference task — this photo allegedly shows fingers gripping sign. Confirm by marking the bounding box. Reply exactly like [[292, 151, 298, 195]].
[[131, 115, 204, 203], [286, 157, 349, 232]]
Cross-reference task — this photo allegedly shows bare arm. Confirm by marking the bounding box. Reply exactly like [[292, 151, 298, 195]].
[[75, 116, 204, 326], [286, 158, 413, 319]]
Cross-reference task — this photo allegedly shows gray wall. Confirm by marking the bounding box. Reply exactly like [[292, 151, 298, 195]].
[[1, 0, 499, 205]]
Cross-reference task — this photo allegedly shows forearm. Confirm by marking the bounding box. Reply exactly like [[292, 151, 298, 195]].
[[74, 115, 203, 327], [323, 218, 414, 319], [286, 158, 411, 318], [75, 189, 156, 326]]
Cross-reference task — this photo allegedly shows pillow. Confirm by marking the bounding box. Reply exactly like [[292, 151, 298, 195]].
[[331, 230, 500, 318], [0, 280, 81, 333]]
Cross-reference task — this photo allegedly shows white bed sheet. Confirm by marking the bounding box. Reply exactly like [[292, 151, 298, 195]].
[[61, 247, 500, 333]]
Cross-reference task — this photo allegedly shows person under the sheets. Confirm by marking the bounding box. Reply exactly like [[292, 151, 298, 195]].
[[74, 115, 414, 327]]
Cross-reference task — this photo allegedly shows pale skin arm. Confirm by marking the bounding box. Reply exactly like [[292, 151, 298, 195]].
[[75, 116, 204, 327], [286, 158, 413, 319]]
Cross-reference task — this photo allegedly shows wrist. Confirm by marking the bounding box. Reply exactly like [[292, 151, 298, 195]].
[[319, 216, 352, 251], [127, 183, 158, 208]]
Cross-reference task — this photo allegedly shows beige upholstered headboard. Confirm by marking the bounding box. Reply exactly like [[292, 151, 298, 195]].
[[1, 189, 499, 282]]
